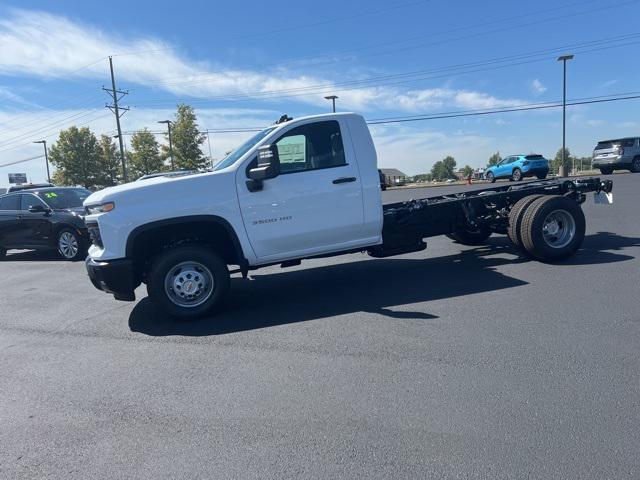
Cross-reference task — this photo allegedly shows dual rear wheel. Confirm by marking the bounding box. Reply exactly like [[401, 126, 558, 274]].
[[508, 195, 585, 261], [448, 195, 586, 262]]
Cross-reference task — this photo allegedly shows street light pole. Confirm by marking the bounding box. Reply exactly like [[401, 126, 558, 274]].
[[557, 54, 574, 176], [33, 140, 50, 183], [324, 95, 338, 113], [158, 120, 174, 170]]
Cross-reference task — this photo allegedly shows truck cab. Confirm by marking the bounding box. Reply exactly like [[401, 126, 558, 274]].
[[85, 113, 384, 315]]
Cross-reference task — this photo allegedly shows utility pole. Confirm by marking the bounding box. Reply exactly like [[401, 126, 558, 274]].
[[557, 54, 574, 176], [104, 56, 130, 182], [33, 140, 50, 183], [158, 120, 174, 169]]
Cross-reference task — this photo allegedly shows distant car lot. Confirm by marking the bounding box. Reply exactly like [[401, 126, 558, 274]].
[[0, 173, 638, 479]]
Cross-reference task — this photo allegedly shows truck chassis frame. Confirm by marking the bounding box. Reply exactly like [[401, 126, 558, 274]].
[[371, 177, 613, 257]]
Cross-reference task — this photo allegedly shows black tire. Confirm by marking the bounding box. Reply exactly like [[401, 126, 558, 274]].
[[511, 168, 522, 182], [486, 172, 495, 183], [536, 173, 547, 180], [57, 228, 86, 261], [507, 195, 544, 253], [520, 196, 586, 262], [630, 157, 640, 173], [147, 245, 230, 319], [447, 224, 492, 246], [599, 167, 613, 175]]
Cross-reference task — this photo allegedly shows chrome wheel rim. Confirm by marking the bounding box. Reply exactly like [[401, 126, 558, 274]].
[[513, 170, 521, 181], [542, 209, 576, 248], [58, 232, 79, 259], [164, 261, 214, 308]]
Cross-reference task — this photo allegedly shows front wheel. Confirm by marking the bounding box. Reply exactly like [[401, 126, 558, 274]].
[[630, 157, 640, 173], [147, 245, 230, 319], [599, 167, 613, 175], [57, 228, 86, 261], [486, 172, 495, 183]]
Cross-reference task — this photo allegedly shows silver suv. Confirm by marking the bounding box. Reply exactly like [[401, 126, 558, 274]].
[[592, 137, 640, 174]]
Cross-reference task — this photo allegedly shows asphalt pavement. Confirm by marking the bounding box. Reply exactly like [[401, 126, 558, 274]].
[[1, 173, 639, 479]]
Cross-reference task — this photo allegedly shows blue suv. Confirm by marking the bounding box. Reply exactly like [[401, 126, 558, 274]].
[[485, 154, 549, 183]]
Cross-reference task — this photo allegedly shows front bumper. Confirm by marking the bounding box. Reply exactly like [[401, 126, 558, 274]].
[[86, 257, 138, 301]]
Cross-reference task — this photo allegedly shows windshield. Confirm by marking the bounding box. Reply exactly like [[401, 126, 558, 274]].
[[213, 127, 276, 171], [37, 188, 91, 209]]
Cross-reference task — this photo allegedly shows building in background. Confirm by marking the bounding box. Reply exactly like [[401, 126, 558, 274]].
[[379, 168, 408, 187]]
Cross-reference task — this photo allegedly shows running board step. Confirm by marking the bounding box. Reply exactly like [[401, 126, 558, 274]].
[[367, 241, 426, 258]]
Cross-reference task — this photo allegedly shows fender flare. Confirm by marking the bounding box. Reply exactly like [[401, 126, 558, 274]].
[[125, 215, 248, 268]]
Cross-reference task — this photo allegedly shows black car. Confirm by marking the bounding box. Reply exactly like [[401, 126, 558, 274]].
[[0, 187, 91, 260]]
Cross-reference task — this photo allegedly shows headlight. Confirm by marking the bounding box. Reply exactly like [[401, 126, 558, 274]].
[[85, 202, 115, 215]]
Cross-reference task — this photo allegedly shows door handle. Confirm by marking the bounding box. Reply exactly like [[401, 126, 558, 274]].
[[332, 177, 357, 184]]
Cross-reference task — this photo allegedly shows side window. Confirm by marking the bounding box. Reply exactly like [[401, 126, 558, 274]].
[[275, 120, 346, 174], [20, 194, 46, 211], [0, 195, 19, 210], [277, 135, 307, 172]]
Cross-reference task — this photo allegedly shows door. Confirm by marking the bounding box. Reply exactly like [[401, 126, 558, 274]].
[[495, 157, 513, 178], [19, 194, 53, 247], [237, 119, 366, 261], [0, 194, 21, 248]]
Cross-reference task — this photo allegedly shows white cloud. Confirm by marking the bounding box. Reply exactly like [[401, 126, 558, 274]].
[[0, 8, 525, 113], [529, 79, 547, 95]]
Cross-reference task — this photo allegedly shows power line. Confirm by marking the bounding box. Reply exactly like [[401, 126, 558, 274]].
[[0, 109, 106, 152], [0, 154, 44, 169], [234, 0, 433, 40], [366, 93, 640, 125], [132, 35, 640, 107], [146, 0, 630, 86], [0, 111, 113, 155]]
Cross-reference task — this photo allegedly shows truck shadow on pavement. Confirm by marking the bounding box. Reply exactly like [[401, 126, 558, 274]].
[[128, 231, 638, 336]]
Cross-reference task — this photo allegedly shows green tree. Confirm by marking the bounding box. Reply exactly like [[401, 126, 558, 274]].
[[442, 156, 456, 174], [129, 128, 163, 179], [163, 104, 207, 170], [462, 165, 474, 178], [97, 134, 121, 187], [487, 151, 501, 167], [49, 126, 102, 189], [431, 156, 457, 181], [552, 147, 573, 174]]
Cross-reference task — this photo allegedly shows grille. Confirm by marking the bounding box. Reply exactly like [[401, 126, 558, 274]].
[[86, 222, 103, 248]]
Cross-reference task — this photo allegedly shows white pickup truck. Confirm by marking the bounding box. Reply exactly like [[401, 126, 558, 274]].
[[84, 113, 613, 318]]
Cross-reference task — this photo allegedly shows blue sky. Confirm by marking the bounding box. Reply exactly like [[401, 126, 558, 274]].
[[1, 0, 639, 186]]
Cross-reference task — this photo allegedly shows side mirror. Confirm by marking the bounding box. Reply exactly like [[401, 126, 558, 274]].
[[247, 144, 280, 192], [28, 204, 48, 213]]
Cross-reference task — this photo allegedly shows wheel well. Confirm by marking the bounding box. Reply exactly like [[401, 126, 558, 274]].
[[127, 217, 245, 277]]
